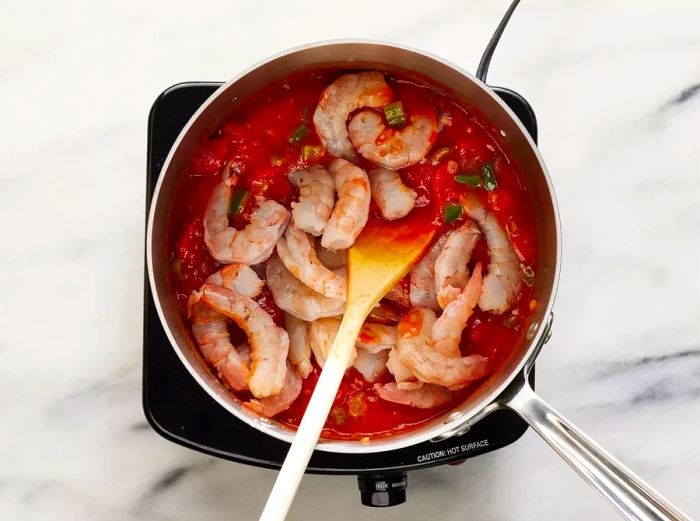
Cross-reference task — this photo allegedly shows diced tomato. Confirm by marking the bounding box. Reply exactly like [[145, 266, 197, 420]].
[[188, 136, 230, 175], [254, 286, 284, 327], [174, 218, 219, 294], [243, 163, 295, 205]]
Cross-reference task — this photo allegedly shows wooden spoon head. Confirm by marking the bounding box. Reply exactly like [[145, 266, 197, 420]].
[[347, 207, 437, 312]]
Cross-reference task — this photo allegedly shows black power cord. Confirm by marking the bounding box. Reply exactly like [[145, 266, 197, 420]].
[[476, 0, 522, 83]]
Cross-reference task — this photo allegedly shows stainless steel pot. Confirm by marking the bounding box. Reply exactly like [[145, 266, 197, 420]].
[[147, 40, 689, 520]]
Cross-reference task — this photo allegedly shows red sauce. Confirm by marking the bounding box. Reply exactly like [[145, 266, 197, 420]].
[[167, 70, 537, 440]]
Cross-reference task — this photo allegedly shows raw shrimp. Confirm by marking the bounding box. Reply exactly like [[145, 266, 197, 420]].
[[409, 235, 447, 311], [187, 265, 263, 391], [353, 348, 389, 383], [288, 165, 335, 236], [308, 317, 343, 368], [434, 220, 481, 309], [234, 342, 302, 417], [205, 263, 264, 297], [285, 313, 312, 378], [356, 322, 396, 354], [266, 255, 345, 321], [397, 266, 489, 389], [246, 361, 303, 417], [376, 382, 452, 409], [315, 243, 347, 270], [204, 178, 290, 264], [348, 110, 438, 170], [189, 303, 249, 391], [461, 193, 522, 314], [276, 224, 347, 299], [201, 284, 289, 398], [386, 348, 421, 390], [432, 263, 483, 357], [368, 168, 416, 220], [312, 71, 393, 161], [308, 318, 395, 369], [321, 159, 371, 251]]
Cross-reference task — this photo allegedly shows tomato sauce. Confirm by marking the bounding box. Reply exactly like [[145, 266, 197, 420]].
[[167, 70, 537, 440]]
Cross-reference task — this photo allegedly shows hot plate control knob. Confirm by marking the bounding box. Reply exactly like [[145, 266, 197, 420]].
[[357, 472, 408, 507]]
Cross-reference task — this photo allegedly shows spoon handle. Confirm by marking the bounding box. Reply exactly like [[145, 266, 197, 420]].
[[259, 312, 364, 521]]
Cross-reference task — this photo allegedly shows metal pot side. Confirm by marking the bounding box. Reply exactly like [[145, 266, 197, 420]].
[[146, 39, 561, 454]]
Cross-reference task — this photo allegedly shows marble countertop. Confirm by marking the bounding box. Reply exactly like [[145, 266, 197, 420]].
[[2, 0, 699, 519]]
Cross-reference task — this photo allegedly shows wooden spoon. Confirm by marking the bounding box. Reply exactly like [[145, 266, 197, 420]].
[[259, 209, 436, 520]]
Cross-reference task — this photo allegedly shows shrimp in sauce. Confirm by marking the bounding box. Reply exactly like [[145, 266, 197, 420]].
[[434, 220, 481, 309], [308, 317, 396, 369], [356, 322, 397, 354], [397, 265, 489, 389], [277, 223, 346, 300], [235, 343, 303, 417], [386, 347, 421, 390], [409, 235, 447, 311], [246, 362, 303, 417], [288, 165, 335, 236], [187, 265, 263, 392], [308, 317, 342, 368], [312, 71, 393, 161], [353, 348, 389, 383], [315, 243, 347, 270], [320, 158, 371, 251], [285, 313, 312, 378], [204, 177, 289, 264], [376, 382, 452, 409], [461, 193, 522, 314], [266, 255, 345, 321], [201, 284, 289, 398], [348, 110, 438, 170], [368, 168, 416, 220]]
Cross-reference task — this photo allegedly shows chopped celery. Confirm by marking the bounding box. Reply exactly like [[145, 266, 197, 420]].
[[482, 163, 498, 191], [454, 173, 481, 187], [302, 144, 324, 161], [383, 101, 406, 128], [288, 124, 309, 144], [444, 203, 462, 223], [230, 189, 250, 215]]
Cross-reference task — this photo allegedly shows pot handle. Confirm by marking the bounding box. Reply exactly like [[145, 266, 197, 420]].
[[504, 383, 690, 521]]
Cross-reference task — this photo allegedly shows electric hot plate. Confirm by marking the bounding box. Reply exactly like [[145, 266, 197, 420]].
[[143, 82, 538, 507]]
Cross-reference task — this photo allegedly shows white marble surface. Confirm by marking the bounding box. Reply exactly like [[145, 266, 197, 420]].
[[2, 0, 700, 519]]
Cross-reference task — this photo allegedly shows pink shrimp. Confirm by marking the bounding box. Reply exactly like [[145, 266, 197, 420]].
[[201, 284, 289, 398], [434, 220, 481, 309], [312, 71, 393, 161], [461, 193, 522, 314], [397, 264, 489, 390], [187, 265, 263, 392], [348, 110, 438, 170], [376, 382, 452, 409]]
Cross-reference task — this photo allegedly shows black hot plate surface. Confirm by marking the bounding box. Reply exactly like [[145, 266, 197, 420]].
[[143, 82, 537, 475]]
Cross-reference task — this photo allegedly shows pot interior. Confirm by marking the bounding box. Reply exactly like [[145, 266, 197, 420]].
[[147, 40, 560, 453]]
